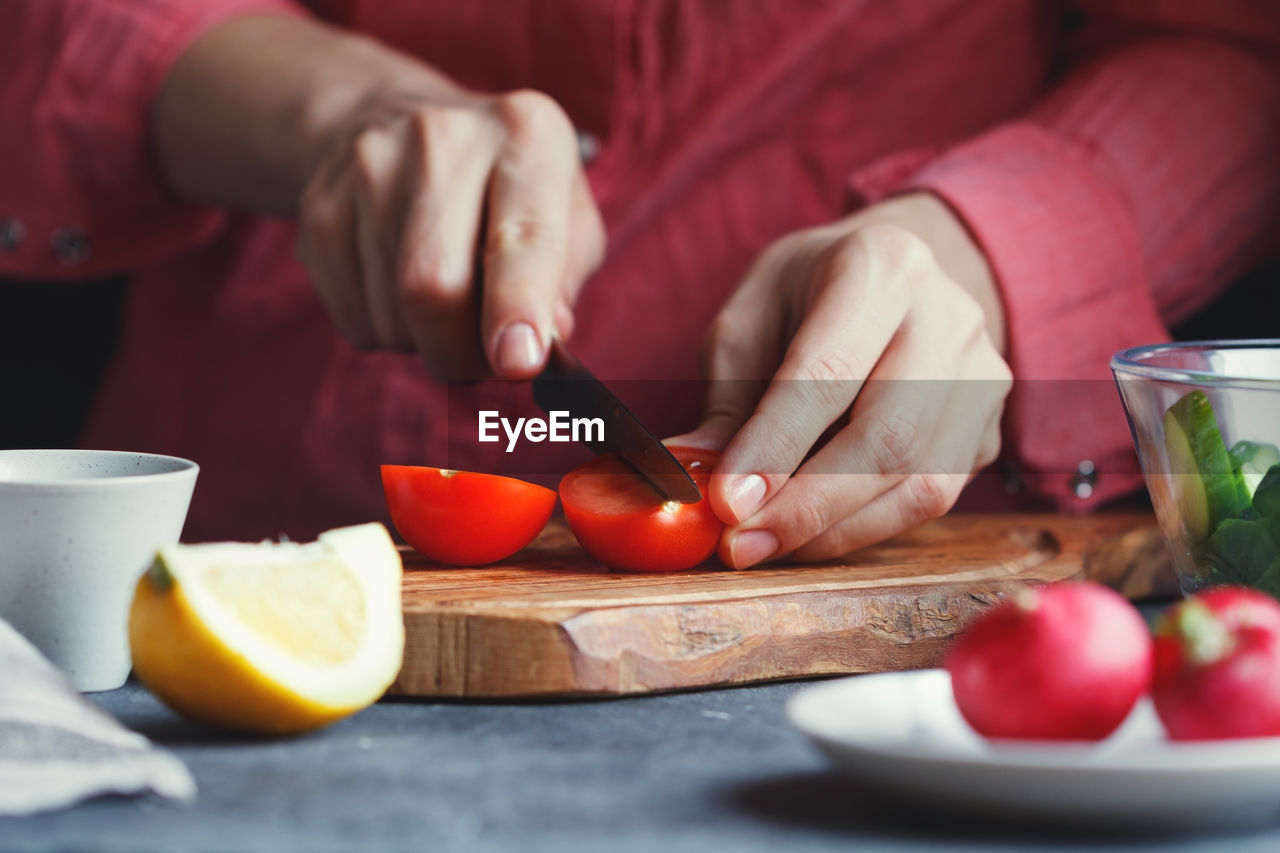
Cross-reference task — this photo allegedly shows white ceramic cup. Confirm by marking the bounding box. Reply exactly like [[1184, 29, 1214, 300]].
[[0, 449, 198, 691]]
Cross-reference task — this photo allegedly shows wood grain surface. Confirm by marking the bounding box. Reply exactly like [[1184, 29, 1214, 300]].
[[390, 513, 1173, 698]]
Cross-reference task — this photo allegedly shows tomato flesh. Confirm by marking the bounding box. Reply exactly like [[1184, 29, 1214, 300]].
[[381, 465, 556, 566], [559, 447, 723, 573]]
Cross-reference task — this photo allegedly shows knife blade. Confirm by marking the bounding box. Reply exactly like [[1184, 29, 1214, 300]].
[[532, 340, 702, 504]]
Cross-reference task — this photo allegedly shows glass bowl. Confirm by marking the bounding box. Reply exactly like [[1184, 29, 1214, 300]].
[[1112, 341, 1280, 597]]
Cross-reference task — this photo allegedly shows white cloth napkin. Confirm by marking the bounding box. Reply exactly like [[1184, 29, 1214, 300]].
[[0, 618, 196, 816]]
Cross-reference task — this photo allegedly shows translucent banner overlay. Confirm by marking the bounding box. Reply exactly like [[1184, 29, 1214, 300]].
[[433, 377, 1277, 480]]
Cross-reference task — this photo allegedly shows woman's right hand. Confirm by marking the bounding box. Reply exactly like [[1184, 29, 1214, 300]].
[[295, 86, 605, 379], [154, 14, 604, 380]]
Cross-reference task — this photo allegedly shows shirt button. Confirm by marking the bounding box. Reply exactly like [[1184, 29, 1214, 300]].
[[1071, 459, 1097, 499], [576, 130, 600, 166], [0, 216, 25, 252], [51, 227, 90, 266]]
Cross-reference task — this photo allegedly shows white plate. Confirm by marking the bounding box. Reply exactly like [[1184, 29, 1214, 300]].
[[787, 669, 1280, 827]]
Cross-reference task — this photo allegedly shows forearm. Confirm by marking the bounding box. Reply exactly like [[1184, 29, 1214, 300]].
[[883, 16, 1280, 509], [151, 13, 460, 215]]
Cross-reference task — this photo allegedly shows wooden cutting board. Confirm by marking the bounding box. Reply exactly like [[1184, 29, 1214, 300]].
[[390, 513, 1173, 698]]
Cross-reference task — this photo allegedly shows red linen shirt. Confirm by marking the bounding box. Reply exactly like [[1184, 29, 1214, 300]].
[[2, 1, 1278, 540]]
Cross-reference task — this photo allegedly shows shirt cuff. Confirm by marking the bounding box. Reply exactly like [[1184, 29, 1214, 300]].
[[849, 123, 1165, 510], [3, 0, 305, 278]]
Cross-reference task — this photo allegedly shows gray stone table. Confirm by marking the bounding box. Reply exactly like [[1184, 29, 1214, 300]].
[[3, 679, 1280, 853]]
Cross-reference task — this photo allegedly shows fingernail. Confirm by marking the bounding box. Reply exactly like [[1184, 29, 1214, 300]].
[[731, 529, 779, 568], [495, 322, 542, 374], [662, 430, 716, 452], [727, 474, 767, 522]]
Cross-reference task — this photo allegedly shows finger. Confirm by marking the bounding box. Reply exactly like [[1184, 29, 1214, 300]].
[[482, 90, 581, 379], [967, 342, 1014, 472], [709, 228, 926, 525], [352, 122, 415, 349], [975, 404, 1004, 472], [554, 298, 575, 342], [717, 374, 953, 568], [663, 284, 787, 454], [297, 158, 375, 349], [397, 106, 504, 380], [780, 374, 1002, 564], [667, 237, 812, 453], [926, 361, 1011, 477], [561, 172, 607, 308], [785, 467, 970, 563], [543, 174, 605, 346]]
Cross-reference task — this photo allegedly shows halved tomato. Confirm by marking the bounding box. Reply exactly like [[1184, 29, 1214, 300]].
[[380, 466, 556, 566], [559, 447, 722, 573]]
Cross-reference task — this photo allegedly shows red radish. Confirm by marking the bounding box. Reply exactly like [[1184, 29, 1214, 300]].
[[1152, 587, 1280, 741], [945, 582, 1152, 741]]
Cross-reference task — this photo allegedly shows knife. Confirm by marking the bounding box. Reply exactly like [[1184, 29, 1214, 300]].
[[532, 340, 702, 504]]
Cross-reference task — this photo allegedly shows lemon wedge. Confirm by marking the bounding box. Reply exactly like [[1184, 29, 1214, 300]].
[[129, 522, 404, 735]]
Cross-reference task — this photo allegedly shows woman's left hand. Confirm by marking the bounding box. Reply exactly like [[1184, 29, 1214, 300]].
[[670, 192, 1013, 568]]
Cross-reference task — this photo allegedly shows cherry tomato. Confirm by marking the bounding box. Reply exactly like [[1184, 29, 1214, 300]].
[[380, 465, 556, 566], [1153, 586, 1280, 741], [945, 582, 1152, 741], [559, 447, 722, 573]]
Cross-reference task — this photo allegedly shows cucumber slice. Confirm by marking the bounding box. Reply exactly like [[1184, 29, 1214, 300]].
[[1164, 391, 1249, 541], [1255, 465, 1280, 519], [1206, 517, 1278, 586], [1165, 410, 1212, 542], [1229, 441, 1280, 498]]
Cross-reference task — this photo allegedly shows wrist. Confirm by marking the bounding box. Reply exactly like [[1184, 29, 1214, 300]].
[[152, 13, 464, 214]]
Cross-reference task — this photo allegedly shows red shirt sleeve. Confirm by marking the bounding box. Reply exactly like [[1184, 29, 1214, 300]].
[[851, 2, 1280, 511], [0, 0, 304, 279]]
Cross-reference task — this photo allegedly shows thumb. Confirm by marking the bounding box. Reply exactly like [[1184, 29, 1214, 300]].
[[665, 293, 785, 494], [663, 377, 763, 454]]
